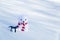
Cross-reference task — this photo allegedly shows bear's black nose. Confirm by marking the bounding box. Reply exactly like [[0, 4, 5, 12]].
[[23, 21, 24, 22]]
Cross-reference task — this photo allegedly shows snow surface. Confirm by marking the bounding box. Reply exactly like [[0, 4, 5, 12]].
[[0, 0, 60, 40]]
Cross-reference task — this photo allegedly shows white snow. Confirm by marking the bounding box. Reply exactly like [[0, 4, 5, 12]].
[[0, 0, 60, 40]]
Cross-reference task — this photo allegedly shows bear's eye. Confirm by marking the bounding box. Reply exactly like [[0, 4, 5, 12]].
[[20, 19, 22, 21], [25, 19, 27, 21]]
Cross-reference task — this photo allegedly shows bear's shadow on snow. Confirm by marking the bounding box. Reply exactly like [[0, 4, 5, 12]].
[[9, 25, 19, 33]]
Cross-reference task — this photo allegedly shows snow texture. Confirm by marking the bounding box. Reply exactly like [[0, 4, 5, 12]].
[[0, 0, 60, 40]]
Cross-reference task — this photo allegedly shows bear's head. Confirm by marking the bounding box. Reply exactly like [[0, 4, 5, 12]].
[[18, 14, 28, 24]]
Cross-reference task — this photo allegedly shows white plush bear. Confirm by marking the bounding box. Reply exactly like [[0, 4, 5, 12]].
[[17, 14, 29, 32]]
